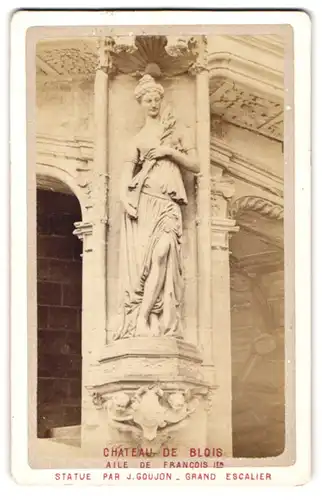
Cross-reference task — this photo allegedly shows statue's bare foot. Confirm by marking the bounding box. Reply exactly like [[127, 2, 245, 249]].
[[150, 313, 160, 337], [136, 315, 150, 336]]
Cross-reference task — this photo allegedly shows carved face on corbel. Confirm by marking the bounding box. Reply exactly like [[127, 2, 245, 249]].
[[105, 385, 204, 444], [167, 392, 186, 412], [112, 392, 131, 413]]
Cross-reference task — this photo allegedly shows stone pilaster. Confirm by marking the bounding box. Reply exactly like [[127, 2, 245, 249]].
[[192, 37, 214, 375], [74, 38, 110, 449], [208, 175, 238, 455], [91, 38, 109, 348]]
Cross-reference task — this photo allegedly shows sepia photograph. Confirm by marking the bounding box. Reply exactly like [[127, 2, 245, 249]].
[[10, 10, 311, 486]]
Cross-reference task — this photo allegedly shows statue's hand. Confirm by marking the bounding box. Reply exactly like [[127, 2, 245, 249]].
[[145, 147, 172, 161], [121, 198, 137, 219]]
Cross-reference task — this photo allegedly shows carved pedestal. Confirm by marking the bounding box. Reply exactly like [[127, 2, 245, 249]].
[[82, 337, 209, 454], [82, 338, 211, 457]]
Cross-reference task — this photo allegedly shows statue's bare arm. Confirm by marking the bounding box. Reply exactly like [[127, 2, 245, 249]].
[[120, 155, 138, 218]]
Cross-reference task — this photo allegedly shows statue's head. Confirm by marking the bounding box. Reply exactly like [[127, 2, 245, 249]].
[[134, 74, 164, 118]]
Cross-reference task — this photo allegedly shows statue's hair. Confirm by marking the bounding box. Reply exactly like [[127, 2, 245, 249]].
[[134, 74, 164, 101]]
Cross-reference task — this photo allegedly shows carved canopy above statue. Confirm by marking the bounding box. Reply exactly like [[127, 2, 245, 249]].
[[101, 35, 200, 76]]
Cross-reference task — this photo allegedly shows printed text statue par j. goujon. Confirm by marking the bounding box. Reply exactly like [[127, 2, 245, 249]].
[[114, 74, 199, 340]]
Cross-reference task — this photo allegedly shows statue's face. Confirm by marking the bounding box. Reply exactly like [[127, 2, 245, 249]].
[[141, 90, 162, 118]]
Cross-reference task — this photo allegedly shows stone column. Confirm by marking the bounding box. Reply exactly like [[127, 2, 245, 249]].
[[74, 38, 109, 449], [208, 174, 238, 455], [91, 38, 109, 348], [192, 37, 214, 374]]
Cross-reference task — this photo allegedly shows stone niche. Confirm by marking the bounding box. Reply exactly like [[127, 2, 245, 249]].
[[82, 36, 216, 460], [107, 72, 198, 345]]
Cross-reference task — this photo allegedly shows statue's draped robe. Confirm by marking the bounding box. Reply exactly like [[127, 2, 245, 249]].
[[115, 125, 192, 339]]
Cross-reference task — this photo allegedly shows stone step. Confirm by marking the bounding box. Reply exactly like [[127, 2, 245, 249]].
[[51, 425, 81, 447]]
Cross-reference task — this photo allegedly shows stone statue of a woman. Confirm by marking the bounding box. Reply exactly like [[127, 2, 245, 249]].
[[114, 74, 199, 340]]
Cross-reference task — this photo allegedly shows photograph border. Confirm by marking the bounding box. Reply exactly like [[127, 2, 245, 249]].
[[10, 9, 311, 486]]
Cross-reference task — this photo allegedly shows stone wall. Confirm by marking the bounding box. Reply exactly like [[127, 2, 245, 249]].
[[37, 189, 82, 437], [213, 122, 284, 178], [36, 80, 94, 139]]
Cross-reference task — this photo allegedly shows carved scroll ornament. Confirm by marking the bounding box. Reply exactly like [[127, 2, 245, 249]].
[[230, 196, 284, 220]]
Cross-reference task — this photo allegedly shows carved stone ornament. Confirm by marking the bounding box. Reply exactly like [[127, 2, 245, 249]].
[[75, 164, 93, 209], [188, 60, 209, 76], [92, 391, 106, 409], [105, 35, 137, 55], [187, 35, 208, 76], [37, 41, 98, 78], [73, 220, 93, 253], [211, 114, 229, 139], [209, 78, 283, 141], [100, 35, 201, 77], [93, 385, 204, 444], [211, 175, 235, 219], [230, 196, 284, 220], [164, 36, 198, 58]]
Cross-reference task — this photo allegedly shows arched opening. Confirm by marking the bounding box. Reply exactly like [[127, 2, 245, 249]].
[[36, 177, 83, 440], [229, 206, 284, 457]]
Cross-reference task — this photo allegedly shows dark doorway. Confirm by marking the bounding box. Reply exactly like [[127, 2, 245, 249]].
[[36, 188, 82, 438], [229, 212, 285, 458]]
